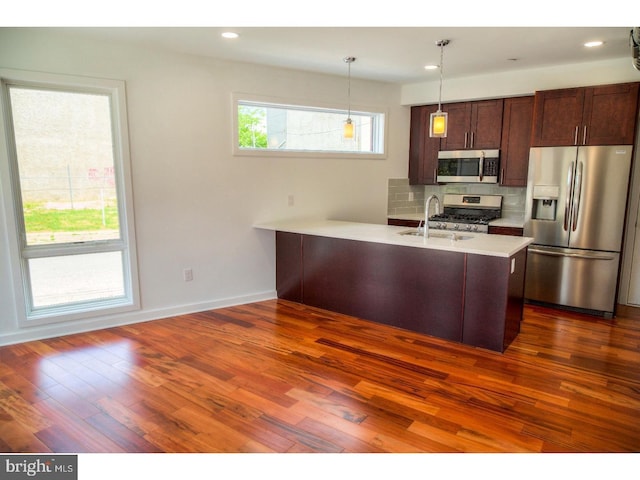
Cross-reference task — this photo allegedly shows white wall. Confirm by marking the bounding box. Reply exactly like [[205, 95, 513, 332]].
[[402, 57, 639, 105], [0, 28, 410, 344]]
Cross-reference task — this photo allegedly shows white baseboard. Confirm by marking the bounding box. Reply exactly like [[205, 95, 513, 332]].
[[0, 290, 277, 346]]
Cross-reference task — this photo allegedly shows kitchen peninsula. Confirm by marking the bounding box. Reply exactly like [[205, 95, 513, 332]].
[[256, 220, 533, 352]]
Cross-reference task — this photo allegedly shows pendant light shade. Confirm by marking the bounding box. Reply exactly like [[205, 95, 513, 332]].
[[430, 39, 450, 138], [343, 56, 356, 139], [429, 111, 448, 137], [343, 118, 354, 139]]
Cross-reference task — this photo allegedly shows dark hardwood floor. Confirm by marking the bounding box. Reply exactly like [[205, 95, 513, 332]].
[[1, 299, 639, 453]]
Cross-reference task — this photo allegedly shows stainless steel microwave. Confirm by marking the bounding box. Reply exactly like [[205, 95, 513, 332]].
[[437, 149, 500, 183]]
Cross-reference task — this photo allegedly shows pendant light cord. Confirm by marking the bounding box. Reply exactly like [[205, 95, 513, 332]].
[[347, 60, 351, 118], [344, 57, 355, 118], [438, 41, 445, 111]]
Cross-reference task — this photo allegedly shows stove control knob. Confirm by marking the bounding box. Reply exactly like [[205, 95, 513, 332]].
[[452, 224, 459, 230], [465, 225, 472, 231]]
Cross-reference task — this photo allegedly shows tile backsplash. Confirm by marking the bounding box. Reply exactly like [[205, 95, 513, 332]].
[[388, 178, 526, 216], [387, 178, 426, 216]]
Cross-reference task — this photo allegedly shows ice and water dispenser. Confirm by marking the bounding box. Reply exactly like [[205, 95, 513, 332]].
[[531, 185, 559, 221]]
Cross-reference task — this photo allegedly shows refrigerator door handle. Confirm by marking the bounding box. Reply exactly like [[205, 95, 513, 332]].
[[564, 161, 574, 231], [528, 247, 616, 261], [571, 161, 584, 231]]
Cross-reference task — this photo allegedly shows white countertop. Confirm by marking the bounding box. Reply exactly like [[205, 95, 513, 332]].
[[255, 219, 533, 258], [489, 212, 525, 229]]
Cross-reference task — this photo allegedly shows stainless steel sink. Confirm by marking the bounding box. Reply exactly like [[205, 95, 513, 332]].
[[398, 229, 472, 241]]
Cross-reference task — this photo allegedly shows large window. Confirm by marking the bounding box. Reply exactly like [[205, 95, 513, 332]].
[[0, 70, 139, 325], [234, 95, 386, 157]]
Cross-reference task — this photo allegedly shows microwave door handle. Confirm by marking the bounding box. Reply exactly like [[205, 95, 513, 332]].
[[478, 151, 484, 182], [564, 161, 574, 231]]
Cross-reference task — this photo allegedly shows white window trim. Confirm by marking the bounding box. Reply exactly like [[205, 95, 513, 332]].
[[231, 92, 388, 160], [0, 69, 140, 327]]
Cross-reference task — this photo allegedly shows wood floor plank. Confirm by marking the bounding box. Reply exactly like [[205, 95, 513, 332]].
[[295, 416, 385, 453], [85, 412, 163, 453], [33, 397, 125, 452], [0, 380, 53, 434], [0, 419, 51, 453], [1, 299, 639, 452], [253, 414, 344, 452]]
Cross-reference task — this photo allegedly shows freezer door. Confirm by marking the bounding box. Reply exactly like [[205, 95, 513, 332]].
[[524, 147, 576, 247], [569, 146, 632, 251], [525, 245, 620, 315]]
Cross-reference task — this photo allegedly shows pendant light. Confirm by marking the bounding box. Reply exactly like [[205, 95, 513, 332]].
[[430, 39, 450, 138], [343, 56, 356, 139]]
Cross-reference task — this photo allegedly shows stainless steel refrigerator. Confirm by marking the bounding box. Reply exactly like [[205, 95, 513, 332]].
[[524, 145, 633, 318]]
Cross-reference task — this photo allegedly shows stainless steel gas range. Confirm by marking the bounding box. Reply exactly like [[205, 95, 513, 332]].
[[428, 194, 502, 233]]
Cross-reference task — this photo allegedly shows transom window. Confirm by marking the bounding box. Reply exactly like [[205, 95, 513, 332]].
[[234, 95, 386, 157]]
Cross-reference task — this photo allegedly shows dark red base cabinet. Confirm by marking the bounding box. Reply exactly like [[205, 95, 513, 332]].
[[275, 231, 527, 353]]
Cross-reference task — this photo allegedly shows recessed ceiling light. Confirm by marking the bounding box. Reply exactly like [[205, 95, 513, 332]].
[[424, 64, 439, 70], [222, 32, 239, 39], [584, 40, 604, 48]]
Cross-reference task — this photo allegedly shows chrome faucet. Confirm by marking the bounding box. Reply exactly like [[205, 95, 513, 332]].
[[424, 194, 440, 238]]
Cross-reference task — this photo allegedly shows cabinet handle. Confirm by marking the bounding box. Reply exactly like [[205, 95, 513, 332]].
[[464, 132, 468, 148], [433, 168, 437, 183], [470, 132, 474, 149], [582, 125, 587, 145], [574, 126, 579, 145], [500, 168, 504, 185]]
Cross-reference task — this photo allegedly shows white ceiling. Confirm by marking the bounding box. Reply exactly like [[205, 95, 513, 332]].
[[48, 26, 638, 84]]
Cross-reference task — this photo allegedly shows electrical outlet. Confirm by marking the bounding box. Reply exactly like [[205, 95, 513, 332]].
[[408, 192, 414, 202], [288, 194, 295, 206], [183, 268, 193, 282]]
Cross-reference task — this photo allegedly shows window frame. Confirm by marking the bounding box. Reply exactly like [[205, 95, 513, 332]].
[[232, 93, 388, 159], [0, 69, 140, 327]]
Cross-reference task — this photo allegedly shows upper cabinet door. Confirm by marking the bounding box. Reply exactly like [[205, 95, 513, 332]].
[[440, 99, 503, 150], [408, 105, 440, 185], [471, 99, 504, 149], [439, 102, 472, 150], [582, 83, 640, 146], [531, 88, 585, 146], [500, 96, 534, 187]]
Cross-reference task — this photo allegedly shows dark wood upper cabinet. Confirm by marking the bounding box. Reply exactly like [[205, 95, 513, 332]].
[[440, 99, 504, 150], [408, 104, 440, 185], [531, 82, 640, 146], [500, 96, 534, 187], [582, 83, 640, 145], [438, 102, 470, 150]]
